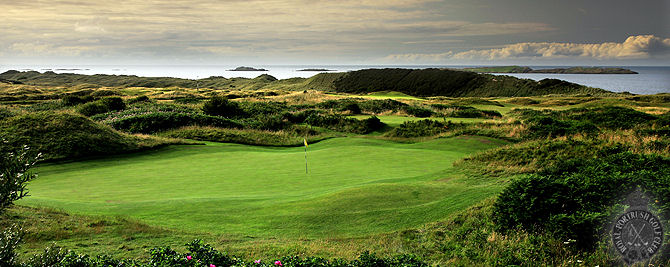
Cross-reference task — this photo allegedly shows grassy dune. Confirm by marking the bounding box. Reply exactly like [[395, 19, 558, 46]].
[[20, 136, 507, 239]]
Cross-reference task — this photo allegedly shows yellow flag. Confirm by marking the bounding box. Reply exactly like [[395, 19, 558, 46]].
[[304, 138, 308, 147]]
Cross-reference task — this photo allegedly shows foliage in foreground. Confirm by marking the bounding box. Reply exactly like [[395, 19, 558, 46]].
[[0, 235, 427, 267], [0, 145, 39, 214], [493, 152, 670, 252]]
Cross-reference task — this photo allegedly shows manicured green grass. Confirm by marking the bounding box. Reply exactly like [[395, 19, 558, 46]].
[[20, 136, 507, 240]]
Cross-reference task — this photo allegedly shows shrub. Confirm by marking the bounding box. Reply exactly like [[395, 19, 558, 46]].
[[493, 152, 670, 250], [0, 108, 16, 120], [341, 102, 361, 114], [387, 119, 453, 138], [0, 145, 40, 214], [127, 95, 152, 104], [77, 102, 108, 116], [202, 96, 245, 118], [108, 112, 243, 134], [305, 114, 384, 134], [0, 226, 22, 266], [76, 97, 126, 116], [566, 106, 656, 129], [100, 97, 126, 111], [359, 99, 408, 113], [525, 116, 598, 138], [61, 95, 94, 106], [402, 106, 433, 118]]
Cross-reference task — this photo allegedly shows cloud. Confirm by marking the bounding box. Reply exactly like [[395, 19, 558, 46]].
[[0, 0, 552, 62], [74, 17, 108, 34], [385, 35, 670, 62], [8, 42, 93, 56]]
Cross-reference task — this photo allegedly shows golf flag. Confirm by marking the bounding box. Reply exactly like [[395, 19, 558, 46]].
[[303, 138, 308, 174]]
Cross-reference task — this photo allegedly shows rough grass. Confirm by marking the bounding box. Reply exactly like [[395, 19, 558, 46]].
[[159, 126, 337, 146], [0, 111, 188, 160]]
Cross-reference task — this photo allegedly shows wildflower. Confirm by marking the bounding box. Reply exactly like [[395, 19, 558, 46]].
[[210, 264, 216, 267], [275, 260, 283, 266], [577, 259, 583, 263], [186, 255, 192, 260], [255, 259, 261, 263]]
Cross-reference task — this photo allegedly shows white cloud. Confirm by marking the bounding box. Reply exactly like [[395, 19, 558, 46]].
[[9, 42, 93, 56], [385, 35, 670, 62]]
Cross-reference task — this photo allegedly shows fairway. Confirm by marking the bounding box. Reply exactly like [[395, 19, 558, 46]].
[[20, 136, 507, 239]]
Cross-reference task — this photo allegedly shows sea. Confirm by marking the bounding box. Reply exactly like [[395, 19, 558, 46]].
[[1, 64, 668, 95]]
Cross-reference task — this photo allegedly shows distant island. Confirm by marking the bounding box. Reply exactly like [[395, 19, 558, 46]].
[[228, 66, 268, 71], [462, 66, 638, 74], [297, 68, 336, 72]]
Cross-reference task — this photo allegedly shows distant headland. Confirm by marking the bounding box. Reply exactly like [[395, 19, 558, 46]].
[[462, 66, 638, 74], [228, 66, 268, 71], [297, 68, 336, 72]]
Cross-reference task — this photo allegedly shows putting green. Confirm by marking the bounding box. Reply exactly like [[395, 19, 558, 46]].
[[20, 136, 507, 238]]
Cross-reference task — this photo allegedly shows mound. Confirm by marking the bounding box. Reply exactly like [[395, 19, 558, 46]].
[[0, 112, 142, 160], [330, 68, 614, 97]]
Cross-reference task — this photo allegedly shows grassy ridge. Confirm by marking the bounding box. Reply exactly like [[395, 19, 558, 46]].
[[0, 112, 186, 160], [1, 69, 616, 98], [330, 68, 614, 97]]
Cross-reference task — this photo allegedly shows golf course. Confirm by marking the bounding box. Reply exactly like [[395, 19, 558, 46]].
[[1, 69, 668, 265], [20, 136, 507, 238]]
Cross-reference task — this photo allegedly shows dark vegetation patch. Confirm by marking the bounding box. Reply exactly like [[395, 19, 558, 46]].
[[330, 68, 613, 97], [160, 126, 332, 147], [76, 97, 126, 116], [493, 152, 670, 251], [430, 104, 501, 119]]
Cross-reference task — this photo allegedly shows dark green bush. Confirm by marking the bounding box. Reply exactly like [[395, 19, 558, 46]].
[[565, 106, 656, 129], [387, 120, 454, 138], [243, 115, 290, 131], [76, 102, 108, 116], [76, 97, 126, 116], [525, 116, 598, 138], [0, 145, 39, 214], [402, 106, 433, 118], [359, 99, 408, 113], [61, 95, 94, 106], [202, 96, 245, 118], [493, 152, 670, 249], [127, 95, 152, 104], [305, 114, 384, 134], [0, 226, 21, 266], [341, 102, 361, 114], [108, 112, 243, 134], [0, 108, 16, 120], [100, 97, 126, 111]]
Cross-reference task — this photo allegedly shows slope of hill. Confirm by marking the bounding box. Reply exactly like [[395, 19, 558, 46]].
[[0, 68, 616, 97], [329, 68, 614, 97]]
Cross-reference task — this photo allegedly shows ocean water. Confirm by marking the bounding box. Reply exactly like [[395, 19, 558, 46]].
[[1, 64, 668, 95]]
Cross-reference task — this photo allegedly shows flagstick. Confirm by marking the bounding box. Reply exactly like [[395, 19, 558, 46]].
[[304, 142, 308, 174]]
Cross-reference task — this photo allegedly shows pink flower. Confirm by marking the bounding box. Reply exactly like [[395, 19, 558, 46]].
[[210, 265, 216, 267], [275, 260, 282, 266], [255, 259, 261, 263], [186, 256, 192, 260]]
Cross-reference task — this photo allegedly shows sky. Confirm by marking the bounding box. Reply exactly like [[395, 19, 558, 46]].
[[1, 0, 669, 66]]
